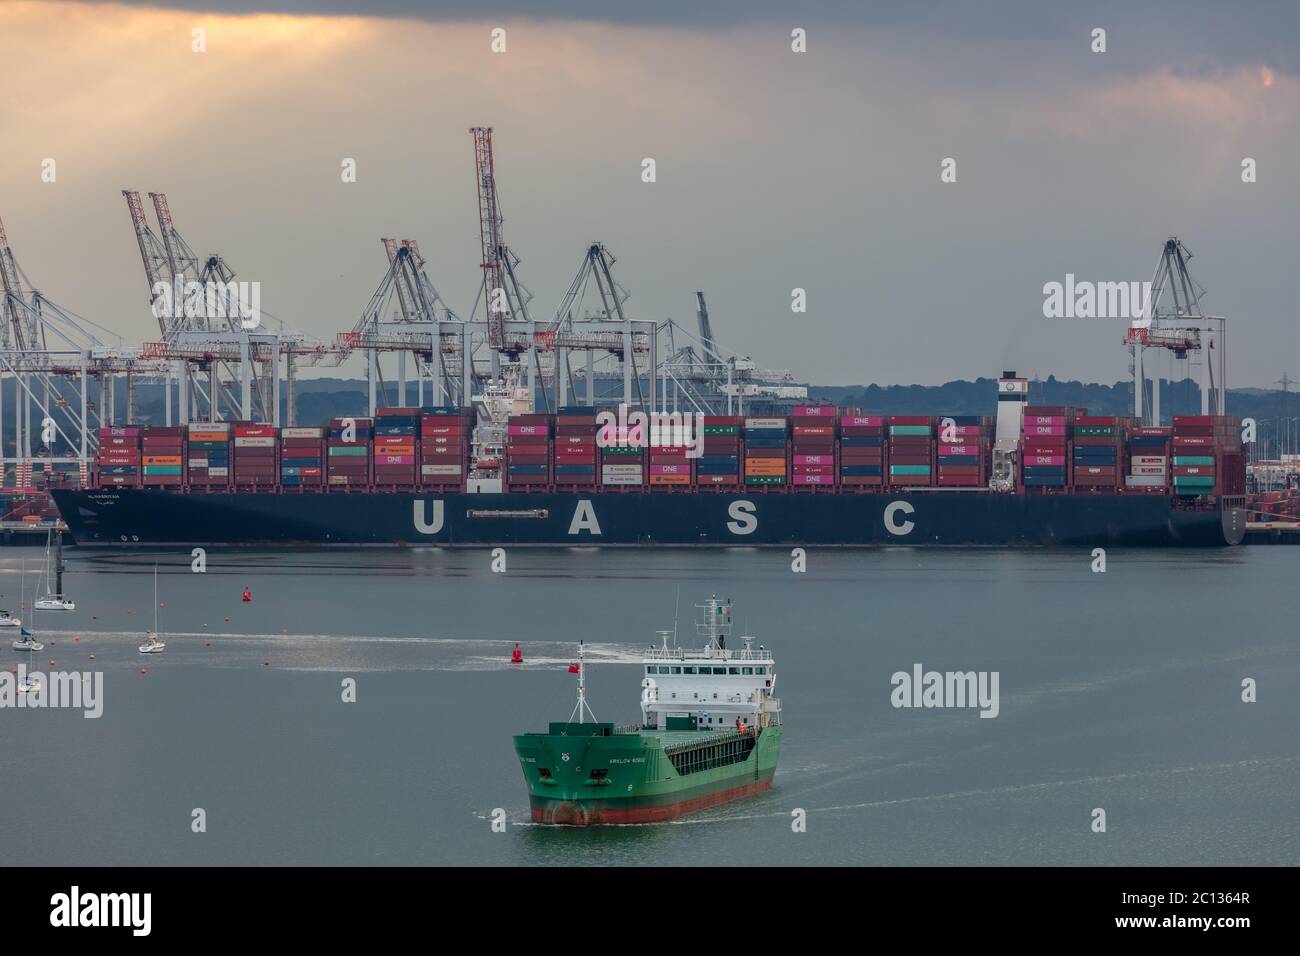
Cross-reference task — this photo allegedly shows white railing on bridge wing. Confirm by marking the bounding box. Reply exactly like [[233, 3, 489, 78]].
[[641, 646, 772, 663]]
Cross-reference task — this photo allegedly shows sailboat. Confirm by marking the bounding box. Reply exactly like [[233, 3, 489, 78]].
[[11, 559, 42, 652], [15, 559, 41, 694], [138, 565, 165, 654], [34, 529, 74, 611]]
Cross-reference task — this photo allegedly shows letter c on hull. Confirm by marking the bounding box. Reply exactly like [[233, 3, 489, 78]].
[[414, 499, 445, 534], [884, 500, 915, 536]]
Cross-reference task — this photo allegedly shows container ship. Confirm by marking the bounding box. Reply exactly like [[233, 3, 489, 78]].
[[50, 374, 1248, 548], [514, 595, 781, 825]]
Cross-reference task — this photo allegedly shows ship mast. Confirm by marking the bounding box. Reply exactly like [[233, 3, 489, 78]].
[[568, 640, 597, 723]]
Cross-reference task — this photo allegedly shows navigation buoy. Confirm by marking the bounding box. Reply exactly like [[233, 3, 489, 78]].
[[511, 644, 523, 664], [160, 602, 166, 608], [242, 589, 252, 603]]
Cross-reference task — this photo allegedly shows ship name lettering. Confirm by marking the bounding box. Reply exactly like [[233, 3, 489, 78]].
[[726, 499, 757, 535], [568, 499, 602, 536], [413, 499, 445, 534], [884, 500, 915, 536]]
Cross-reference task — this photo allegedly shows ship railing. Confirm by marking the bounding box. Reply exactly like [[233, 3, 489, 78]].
[[661, 729, 751, 756], [641, 646, 771, 663]]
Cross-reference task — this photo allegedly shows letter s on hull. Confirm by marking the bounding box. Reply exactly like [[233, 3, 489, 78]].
[[884, 500, 915, 536], [414, 499, 445, 534], [727, 499, 757, 535]]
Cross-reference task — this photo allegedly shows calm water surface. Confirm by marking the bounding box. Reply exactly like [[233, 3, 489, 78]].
[[1, 545, 1296, 865]]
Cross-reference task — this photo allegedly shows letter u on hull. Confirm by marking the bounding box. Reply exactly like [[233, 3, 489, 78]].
[[413, 499, 445, 534]]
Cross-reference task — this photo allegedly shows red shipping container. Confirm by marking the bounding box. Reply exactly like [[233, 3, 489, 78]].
[[888, 416, 931, 426]]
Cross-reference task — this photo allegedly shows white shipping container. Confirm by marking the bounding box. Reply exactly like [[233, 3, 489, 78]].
[[421, 464, 463, 476], [234, 437, 276, 448], [187, 421, 231, 431], [1125, 475, 1165, 487], [1131, 466, 1167, 476], [601, 464, 644, 476], [601, 473, 643, 485], [744, 417, 786, 430], [187, 458, 207, 468], [281, 427, 324, 439], [207, 467, 229, 477], [1131, 456, 1168, 466]]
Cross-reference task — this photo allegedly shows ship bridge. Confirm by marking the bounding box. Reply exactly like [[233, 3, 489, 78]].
[[639, 595, 780, 733]]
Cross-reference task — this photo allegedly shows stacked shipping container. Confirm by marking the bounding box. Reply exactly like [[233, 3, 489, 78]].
[[1021, 407, 1071, 489], [187, 422, 231, 488], [506, 414, 551, 491], [232, 424, 277, 488], [280, 426, 324, 488], [420, 407, 469, 491], [935, 416, 988, 487], [744, 417, 787, 487], [1071, 416, 1120, 491], [373, 409, 418, 487], [696, 416, 741, 489], [1172, 415, 1245, 496], [839, 415, 885, 488], [96, 426, 141, 487], [888, 416, 933, 486], [141, 426, 185, 487], [327, 417, 371, 488], [1126, 425, 1171, 490], [791, 410, 836, 488], [554, 407, 598, 489]]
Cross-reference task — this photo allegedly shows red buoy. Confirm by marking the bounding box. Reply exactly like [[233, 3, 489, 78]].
[[242, 589, 252, 603], [510, 643, 523, 664]]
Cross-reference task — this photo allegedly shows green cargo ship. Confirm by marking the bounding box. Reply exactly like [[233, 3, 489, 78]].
[[514, 595, 782, 825]]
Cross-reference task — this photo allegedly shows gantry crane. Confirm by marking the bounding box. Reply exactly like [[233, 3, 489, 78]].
[[1125, 237, 1227, 424]]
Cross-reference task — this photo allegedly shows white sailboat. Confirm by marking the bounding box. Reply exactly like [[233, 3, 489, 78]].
[[16, 559, 40, 693], [11, 558, 42, 653], [0, 609, 21, 628], [34, 529, 74, 611], [138, 565, 165, 654]]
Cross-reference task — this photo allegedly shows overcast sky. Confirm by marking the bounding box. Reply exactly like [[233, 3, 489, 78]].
[[2, 1, 1297, 386]]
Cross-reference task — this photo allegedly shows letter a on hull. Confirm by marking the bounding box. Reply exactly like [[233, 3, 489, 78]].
[[414, 499, 445, 535]]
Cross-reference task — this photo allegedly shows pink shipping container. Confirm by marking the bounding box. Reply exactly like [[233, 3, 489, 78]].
[[792, 405, 835, 417], [1025, 425, 1066, 437], [938, 444, 979, 455], [840, 416, 884, 427], [1026, 454, 1066, 466], [794, 454, 833, 465], [508, 425, 548, 436], [376, 455, 414, 465], [793, 474, 834, 485], [650, 464, 688, 475]]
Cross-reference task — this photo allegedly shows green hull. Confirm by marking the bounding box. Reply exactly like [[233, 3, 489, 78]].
[[514, 724, 781, 825]]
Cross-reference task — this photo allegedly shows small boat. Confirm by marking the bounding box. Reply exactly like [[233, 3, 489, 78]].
[[0, 610, 22, 628], [138, 565, 165, 654], [35, 530, 75, 610], [12, 631, 43, 653], [138, 632, 165, 654]]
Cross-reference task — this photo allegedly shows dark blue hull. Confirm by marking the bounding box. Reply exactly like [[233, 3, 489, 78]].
[[51, 488, 1245, 547]]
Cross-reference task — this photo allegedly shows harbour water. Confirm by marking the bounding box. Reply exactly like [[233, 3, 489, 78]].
[[1, 546, 1296, 866]]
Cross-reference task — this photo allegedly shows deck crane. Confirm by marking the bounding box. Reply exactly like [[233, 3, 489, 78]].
[[1124, 237, 1227, 424]]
